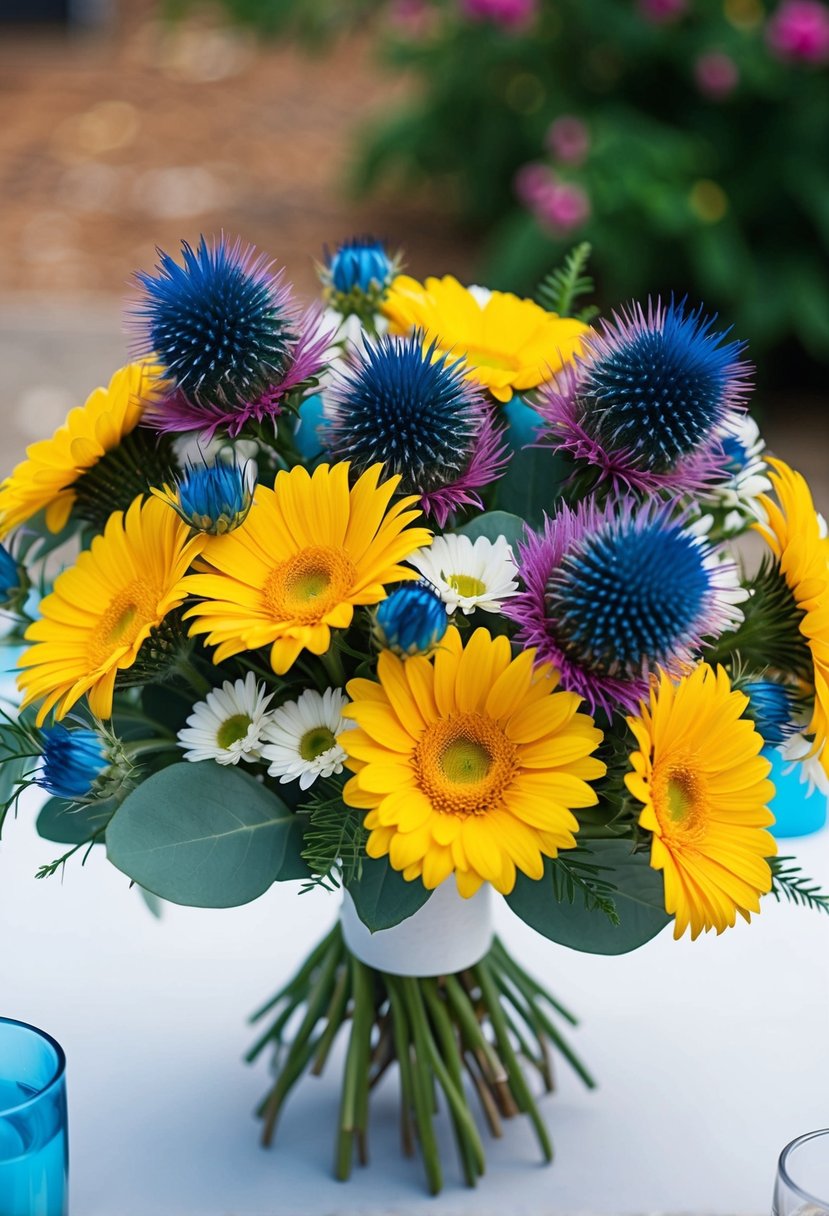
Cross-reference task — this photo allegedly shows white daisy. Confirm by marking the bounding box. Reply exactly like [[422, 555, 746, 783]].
[[261, 687, 354, 790], [408, 533, 520, 616], [778, 731, 829, 799], [704, 414, 772, 536], [178, 672, 275, 766]]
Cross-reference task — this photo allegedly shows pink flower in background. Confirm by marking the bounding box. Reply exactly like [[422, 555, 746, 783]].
[[535, 180, 592, 234], [637, 0, 688, 23], [514, 161, 553, 206], [766, 0, 829, 62], [545, 116, 591, 165], [459, 0, 537, 29], [694, 51, 740, 98]]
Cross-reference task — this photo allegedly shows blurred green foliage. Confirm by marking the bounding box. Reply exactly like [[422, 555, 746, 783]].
[[168, 0, 829, 364]]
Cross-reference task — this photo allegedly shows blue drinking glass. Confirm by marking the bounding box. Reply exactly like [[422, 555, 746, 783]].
[[0, 1018, 68, 1216]]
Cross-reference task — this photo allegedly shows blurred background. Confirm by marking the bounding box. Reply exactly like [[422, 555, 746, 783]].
[[0, 0, 827, 486]]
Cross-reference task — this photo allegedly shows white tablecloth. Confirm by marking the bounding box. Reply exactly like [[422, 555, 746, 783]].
[[1, 791, 827, 1216]]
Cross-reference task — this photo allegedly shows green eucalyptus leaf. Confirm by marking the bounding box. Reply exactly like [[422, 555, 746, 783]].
[[347, 855, 432, 932], [106, 762, 308, 908], [37, 797, 114, 844], [456, 510, 526, 548], [495, 444, 569, 528], [507, 840, 671, 955]]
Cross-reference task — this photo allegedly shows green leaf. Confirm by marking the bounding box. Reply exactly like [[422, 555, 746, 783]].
[[495, 445, 569, 528], [456, 510, 526, 548], [507, 840, 671, 955], [37, 797, 114, 844], [346, 855, 432, 932], [106, 762, 309, 908]]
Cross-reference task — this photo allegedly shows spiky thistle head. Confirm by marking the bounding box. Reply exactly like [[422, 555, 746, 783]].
[[324, 236, 396, 296], [326, 331, 508, 526], [131, 235, 297, 409], [374, 581, 448, 657], [538, 298, 752, 496], [156, 458, 255, 535], [505, 499, 747, 716], [737, 678, 796, 747]]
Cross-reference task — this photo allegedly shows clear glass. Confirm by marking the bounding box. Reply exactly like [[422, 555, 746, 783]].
[[774, 1129, 829, 1216], [0, 1018, 68, 1216]]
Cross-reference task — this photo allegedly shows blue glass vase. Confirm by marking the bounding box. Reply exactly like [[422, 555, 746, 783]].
[[765, 746, 829, 839], [0, 1019, 68, 1216]]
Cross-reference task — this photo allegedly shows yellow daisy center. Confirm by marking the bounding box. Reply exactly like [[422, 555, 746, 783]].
[[457, 345, 519, 372], [217, 714, 252, 749], [413, 712, 517, 817], [652, 756, 709, 843], [300, 726, 337, 761], [447, 572, 487, 598], [263, 547, 356, 625], [88, 580, 158, 670]]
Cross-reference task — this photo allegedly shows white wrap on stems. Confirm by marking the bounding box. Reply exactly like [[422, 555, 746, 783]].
[[340, 880, 494, 977]]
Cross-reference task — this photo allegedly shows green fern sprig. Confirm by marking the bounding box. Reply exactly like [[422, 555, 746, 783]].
[[548, 853, 621, 925], [770, 856, 829, 915], [299, 779, 369, 893], [535, 242, 598, 322]]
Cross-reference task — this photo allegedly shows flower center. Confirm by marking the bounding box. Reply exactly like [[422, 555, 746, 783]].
[[263, 547, 356, 625], [217, 713, 253, 749], [88, 580, 158, 670], [299, 726, 337, 761], [652, 756, 708, 842], [447, 572, 487, 599], [413, 712, 517, 817], [459, 345, 520, 372]]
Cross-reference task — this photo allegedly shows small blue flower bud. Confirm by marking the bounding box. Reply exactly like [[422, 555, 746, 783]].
[[168, 461, 254, 535], [742, 679, 794, 747], [39, 726, 109, 800], [329, 238, 393, 295], [0, 542, 21, 604], [375, 583, 448, 657]]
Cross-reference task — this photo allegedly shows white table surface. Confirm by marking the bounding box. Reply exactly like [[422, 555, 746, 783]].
[[1, 789, 827, 1216]]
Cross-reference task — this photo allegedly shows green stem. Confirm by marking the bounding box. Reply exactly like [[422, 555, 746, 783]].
[[321, 643, 346, 688], [174, 654, 211, 697]]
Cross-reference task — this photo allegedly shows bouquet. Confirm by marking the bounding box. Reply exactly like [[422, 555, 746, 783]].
[[1, 233, 827, 1194]]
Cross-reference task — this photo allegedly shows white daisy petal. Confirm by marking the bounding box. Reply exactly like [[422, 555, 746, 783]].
[[408, 533, 519, 616], [261, 687, 354, 789], [178, 673, 275, 767]]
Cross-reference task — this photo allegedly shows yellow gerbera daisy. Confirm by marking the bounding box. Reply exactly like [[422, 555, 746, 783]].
[[625, 665, 776, 941], [340, 626, 606, 898], [184, 462, 432, 676], [18, 495, 204, 725], [0, 361, 164, 538], [382, 274, 590, 403], [755, 458, 829, 778]]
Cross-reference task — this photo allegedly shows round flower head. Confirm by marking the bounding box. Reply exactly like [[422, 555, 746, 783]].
[[625, 665, 776, 940], [537, 299, 752, 497], [178, 672, 275, 766], [38, 725, 109, 799], [184, 462, 431, 676], [341, 626, 606, 897], [131, 235, 331, 440], [0, 361, 167, 537], [374, 582, 448, 656], [382, 275, 589, 403], [18, 495, 205, 725], [506, 499, 747, 717], [326, 332, 509, 527], [262, 687, 354, 789], [408, 533, 519, 615], [323, 236, 396, 300], [739, 678, 795, 747], [156, 459, 255, 536]]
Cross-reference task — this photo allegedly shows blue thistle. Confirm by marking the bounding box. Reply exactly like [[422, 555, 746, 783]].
[[0, 541, 20, 603], [327, 237, 393, 295], [327, 332, 481, 494], [375, 583, 448, 657], [584, 300, 748, 474], [132, 236, 295, 409], [168, 460, 254, 535], [741, 679, 794, 746], [39, 726, 109, 800]]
